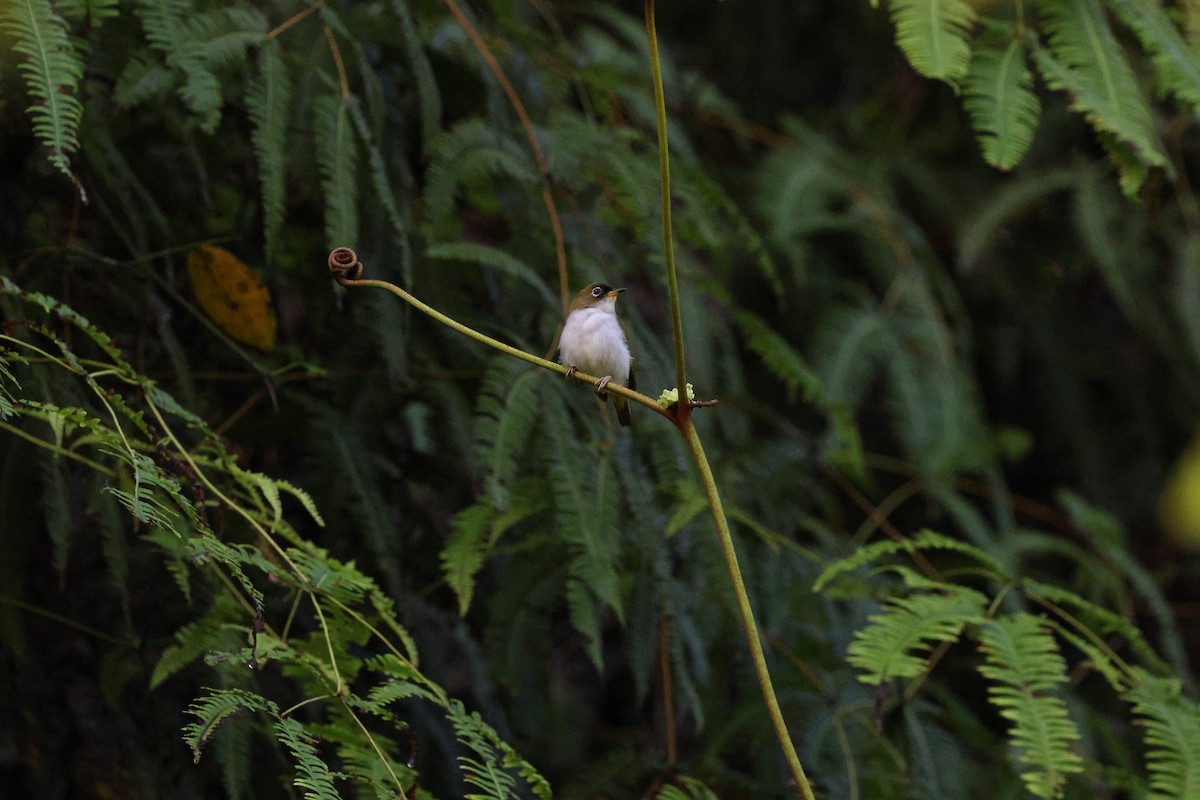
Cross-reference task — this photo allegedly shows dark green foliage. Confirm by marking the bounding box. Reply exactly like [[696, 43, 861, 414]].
[[872, 0, 1200, 192], [4, 1, 1200, 798]]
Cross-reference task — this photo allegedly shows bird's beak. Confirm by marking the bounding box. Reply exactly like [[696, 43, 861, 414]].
[[608, 288, 626, 298]]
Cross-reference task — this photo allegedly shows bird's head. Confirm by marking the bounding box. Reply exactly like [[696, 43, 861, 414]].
[[569, 283, 625, 313]]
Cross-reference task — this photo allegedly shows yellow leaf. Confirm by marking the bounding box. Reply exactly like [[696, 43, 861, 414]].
[[186, 244, 277, 351], [1161, 433, 1200, 549]]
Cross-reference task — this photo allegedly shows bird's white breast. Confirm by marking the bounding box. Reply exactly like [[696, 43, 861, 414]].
[[559, 306, 631, 385]]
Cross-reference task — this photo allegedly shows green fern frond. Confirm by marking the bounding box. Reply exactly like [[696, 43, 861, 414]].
[[58, 0, 120, 24], [443, 503, 493, 616], [1125, 670, 1200, 800], [185, 8, 266, 68], [183, 688, 268, 762], [1033, 0, 1168, 191], [886, 0, 978, 85], [448, 698, 551, 799], [734, 310, 823, 405], [1109, 0, 1200, 112], [310, 408, 393, 564], [135, 0, 218, 130], [600, 136, 659, 242], [273, 715, 343, 800], [813, 304, 886, 410], [910, 528, 1007, 572], [1022, 579, 1167, 675], [212, 707, 255, 800], [150, 597, 242, 689], [0, 349, 21, 419], [654, 777, 720, 800], [315, 92, 360, 248], [274, 477, 325, 529], [36, 448, 72, 577], [1050, 622, 1131, 691], [542, 393, 624, 667], [957, 168, 1077, 269], [113, 53, 175, 108], [674, 162, 782, 294], [1, 0, 85, 187], [225, 460, 325, 532], [813, 537, 910, 594], [815, 528, 1006, 593], [977, 614, 1084, 798], [387, 0, 442, 152], [330, 735, 414, 795], [473, 360, 542, 508], [847, 586, 987, 683], [287, 548, 369, 605], [964, 36, 1041, 171], [442, 483, 548, 616], [348, 97, 414, 283], [135, 2, 266, 132], [365, 675, 429, 709], [427, 242, 557, 306], [248, 41, 291, 266], [425, 119, 535, 230]]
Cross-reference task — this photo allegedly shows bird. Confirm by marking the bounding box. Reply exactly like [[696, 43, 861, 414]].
[[559, 282, 635, 427]]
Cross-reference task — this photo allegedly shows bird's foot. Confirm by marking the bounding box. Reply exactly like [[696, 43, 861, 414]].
[[564, 365, 577, 380], [595, 376, 612, 396]]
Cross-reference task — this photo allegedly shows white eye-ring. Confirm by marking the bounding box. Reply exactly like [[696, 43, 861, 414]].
[[592, 286, 604, 297]]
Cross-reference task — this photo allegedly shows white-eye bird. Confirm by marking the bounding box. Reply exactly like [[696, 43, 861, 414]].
[[559, 282, 635, 427]]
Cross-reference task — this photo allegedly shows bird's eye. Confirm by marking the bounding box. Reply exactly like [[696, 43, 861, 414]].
[[591, 286, 603, 297]]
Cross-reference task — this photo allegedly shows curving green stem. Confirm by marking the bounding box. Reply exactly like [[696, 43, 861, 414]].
[[332, 269, 671, 420], [679, 417, 816, 798]]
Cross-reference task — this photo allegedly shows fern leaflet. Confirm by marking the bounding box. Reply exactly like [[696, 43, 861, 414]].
[[847, 585, 987, 683], [427, 242, 557, 306], [1108, 0, 1200, 112], [315, 92, 360, 248], [473, 359, 542, 508], [443, 503, 493, 616], [1034, 0, 1168, 191], [273, 715, 343, 800], [977, 614, 1084, 798], [183, 688, 268, 762], [1126, 671, 1200, 800], [1, 0, 85, 188], [248, 41, 291, 266], [886, 0, 977, 85], [388, 0, 442, 152], [734, 310, 823, 405], [654, 777, 720, 800], [964, 36, 1041, 171]]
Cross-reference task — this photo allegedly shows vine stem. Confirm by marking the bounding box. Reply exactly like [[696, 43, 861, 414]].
[[644, 0, 687, 408], [644, 2, 813, 795], [680, 417, 816, 798], [330, 257, 671, 420]]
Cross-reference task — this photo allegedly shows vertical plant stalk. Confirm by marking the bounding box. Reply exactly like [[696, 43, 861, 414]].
[[644, 0, 687, 404], [644, 3, 814, 795]]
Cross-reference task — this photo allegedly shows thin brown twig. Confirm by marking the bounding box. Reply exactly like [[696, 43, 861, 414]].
[[438, 0, 570, 313], [266, 0, 324, 41], [658, 615, 677, 766], [323, 23, 349, 101], [828, 468, 941, 580]]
